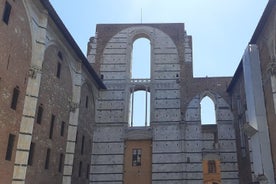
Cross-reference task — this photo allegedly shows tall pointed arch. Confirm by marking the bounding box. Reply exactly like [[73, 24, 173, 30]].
[[200, 96, 216, 125], [131, 38, 151, 79]]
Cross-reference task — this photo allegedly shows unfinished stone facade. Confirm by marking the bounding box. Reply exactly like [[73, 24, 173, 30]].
[[88, 23, 238, 184], [1, 0, 276, 184]]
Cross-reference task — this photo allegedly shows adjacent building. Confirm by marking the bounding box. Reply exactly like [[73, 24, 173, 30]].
[[0, 0, 105, 184]]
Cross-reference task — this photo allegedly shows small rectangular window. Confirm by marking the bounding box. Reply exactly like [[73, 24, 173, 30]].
[[45, 148, 51, 169], [58, 153, 64, 173], [2, 1, 11, 25], [76, 131, 78, 144], [86, 164, 90, 179], [208, 160, 217, 173], [85, 96, 89, 108], [56, 62, 61, 78], [36, 104, 43, 124], [60, 121, 65, 136], [78, 161, 82, 177], [27, 142, 35, 166], [49, 115, 55, 139], [11, 86, 19, 110], [132, 148, 142, 166], [58, 51, 63, 61], [5, 134, 15, 161], [81, 136, 85, 155]]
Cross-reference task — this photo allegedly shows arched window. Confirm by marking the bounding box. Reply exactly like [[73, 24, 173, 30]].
[[129, 90, 150, 127], [129, 37, 151, 127], [200, 96, 216, 125], [208, 160, 217, 173], [131, 38, 150, 79]]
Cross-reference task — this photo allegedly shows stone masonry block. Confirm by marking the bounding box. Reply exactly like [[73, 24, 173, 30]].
[[91, 165, 123, 174], [98, 100, 125, 110], [153, 141, 181, 153], [91, 173, 122, 182], [93, 126, 124, 142], [103, 55, 126, 63], [97, 109, 124, 122], [20, 117, 34, 134], [185, 108, 200, 122], [100, 64, 126, 72], [101, 71, 127, 80], [22, 96, 37, 117], [15, 150, 29, 165], [92, 142, 124, 154], [153, 125, 181, 140], [220, 152, 238, 162], [185, 125, 202, 139], [152, 163, 182, 172], [17, 134, 31, 150], [13, 165, 27, 180], [155, 89, 180, 99], [91, 155, 124, 165], [155, 63, 180, 71], [152, 172, 182, 180], [154, 109, 181, 122], [154, 54, 178, 63], [185, 163, 203, 172], [104, 48, 126, 54], [105, 42, 127, 49], [152, 153, 183, 163], [219, 140, 237, 152], [99, 90, 125, 100]]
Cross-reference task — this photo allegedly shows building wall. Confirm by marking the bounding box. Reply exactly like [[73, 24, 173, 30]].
[[0, 0, 102, 183], [228, 2, 276, 183], [25, 44, 73, 184], [254, 4, 276, 179], [72, 80, 97, 184], [183, 90, 238, 184], [89, 24, 184, 183], [227, 67, 253, 183], [89, 24, 238, 184], [0, 0, 32, 183]]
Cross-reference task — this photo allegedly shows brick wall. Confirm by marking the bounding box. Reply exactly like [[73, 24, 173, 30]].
[[0, 0, 32, 183]]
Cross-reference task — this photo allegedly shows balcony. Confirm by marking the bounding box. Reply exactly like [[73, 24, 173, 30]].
[[130, 78, 151, 84]]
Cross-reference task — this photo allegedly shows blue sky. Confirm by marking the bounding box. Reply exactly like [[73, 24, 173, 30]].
[[50, 0, 268, 125], [50, 0, 267, 77]]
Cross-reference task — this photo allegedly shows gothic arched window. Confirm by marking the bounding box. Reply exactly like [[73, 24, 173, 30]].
[[200, 96, 216, 125], [131, 38, 150, 79]]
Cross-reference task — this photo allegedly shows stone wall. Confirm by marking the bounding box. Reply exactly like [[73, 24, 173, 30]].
[[0, 0, 32, 183], [0, 1, 103, 184], [89, 23, 239, 184]]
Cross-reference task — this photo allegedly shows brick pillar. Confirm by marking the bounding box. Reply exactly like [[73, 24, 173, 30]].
[[62, 70, 82, 184], [11, 6, 48, 184]]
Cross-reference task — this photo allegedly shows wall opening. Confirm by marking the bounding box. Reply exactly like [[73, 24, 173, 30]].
[[202, 160, 221, 184], [200, 96, 216, 125], [131, 38, 150, 79], [129, 90, 150, 127]]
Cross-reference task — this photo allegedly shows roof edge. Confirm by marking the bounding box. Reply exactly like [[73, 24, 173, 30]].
[[250, 0, 276, 44], [227, 0, 275, 92], [40, 0, 106, 89]]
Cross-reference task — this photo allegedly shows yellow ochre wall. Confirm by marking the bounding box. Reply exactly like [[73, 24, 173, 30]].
[[124, 140, 152, 184], [202, 160, 221, 184]]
